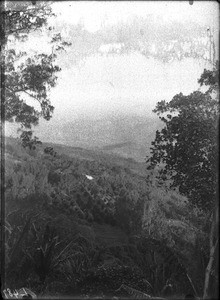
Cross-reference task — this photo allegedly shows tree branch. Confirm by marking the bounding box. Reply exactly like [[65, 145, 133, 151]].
[[6, 86, 42, 105]]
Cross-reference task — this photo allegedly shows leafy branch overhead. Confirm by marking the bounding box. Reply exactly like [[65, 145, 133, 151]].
[[1, 1, 70, 147], [1, 2, 52, 44], [147, 62, 219, 211]]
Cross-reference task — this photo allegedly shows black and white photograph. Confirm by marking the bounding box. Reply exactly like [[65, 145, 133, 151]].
[[1, 1, 219, 299]]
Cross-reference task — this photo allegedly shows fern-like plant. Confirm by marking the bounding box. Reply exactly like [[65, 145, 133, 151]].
[[25, 224, 73, 283], [6, 217, 32, 273]]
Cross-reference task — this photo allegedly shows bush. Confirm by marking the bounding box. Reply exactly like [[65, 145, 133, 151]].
[[6, 157, 50, 203], [44, 147, 57, 157], [25, 224, 73, 283], [48, 170, 61, 185], [78, 262, 152, 295]]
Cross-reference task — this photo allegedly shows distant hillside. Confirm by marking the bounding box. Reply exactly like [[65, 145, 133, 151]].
[[34, 114, 163, 162], [5, 136, 148, 177], [102, 141, 134, 151], [100, 141, 150, 162], [42, 140, 148, 177]]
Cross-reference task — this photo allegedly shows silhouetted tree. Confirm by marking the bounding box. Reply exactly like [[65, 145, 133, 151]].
[[1, 1, 70, 147], [147, 62, 219, 211]]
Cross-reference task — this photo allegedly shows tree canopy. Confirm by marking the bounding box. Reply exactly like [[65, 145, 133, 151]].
[[1, 1, 69, 147], [147, 62, 219, 211]]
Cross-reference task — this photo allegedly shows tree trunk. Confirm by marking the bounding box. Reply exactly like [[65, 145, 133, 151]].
[[203, 239, 218, 299], [186, 272, 199, 298], [203, 207, 219, 299]]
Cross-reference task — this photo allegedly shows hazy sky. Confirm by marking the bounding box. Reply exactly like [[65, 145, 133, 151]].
[[48, 1, 218, 119], [52, 1, 218, 32], [6, 1, 219, 137], [49, 55, 209, 120]]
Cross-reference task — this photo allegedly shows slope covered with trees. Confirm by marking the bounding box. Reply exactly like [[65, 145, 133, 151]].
[[1, 1, 218, 299], [3, 132, 215, 298], [147, 64, 219, 299]]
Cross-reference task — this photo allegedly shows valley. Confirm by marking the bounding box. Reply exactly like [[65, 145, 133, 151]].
[[3, 1, 218, 299], [4, 136, 208, 298]]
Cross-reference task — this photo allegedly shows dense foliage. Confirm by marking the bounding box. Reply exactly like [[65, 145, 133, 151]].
[[146, 65, 219, 299], [3, 137, 214, 298], [1, 1, 70, 146], [147, 63, 219, 211]]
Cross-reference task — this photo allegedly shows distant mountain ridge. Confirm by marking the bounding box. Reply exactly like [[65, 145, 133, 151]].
[[102, 141, 134, 151], [35, 114, 163, 162], [5, 136, 148, 177]]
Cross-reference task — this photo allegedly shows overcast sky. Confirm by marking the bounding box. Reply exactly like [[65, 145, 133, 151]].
[[48, 1, 218, 120], [52, 1, 218, 32], [6, 1, 219, 137]]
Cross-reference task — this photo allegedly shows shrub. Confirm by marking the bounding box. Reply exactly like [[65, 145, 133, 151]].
[[44, 147, 57, 157], [25, 224, 73, 283], [79, 261, 152, 295]]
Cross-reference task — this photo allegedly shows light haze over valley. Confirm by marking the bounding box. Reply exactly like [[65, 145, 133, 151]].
[[6, 1, 218, 161]]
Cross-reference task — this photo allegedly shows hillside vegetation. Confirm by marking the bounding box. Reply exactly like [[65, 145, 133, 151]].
[[4, 136, 211, 299], [2, 3, 218, 298]]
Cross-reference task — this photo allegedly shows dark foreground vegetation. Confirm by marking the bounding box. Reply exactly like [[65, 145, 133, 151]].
[[2, 133, 217, 299]]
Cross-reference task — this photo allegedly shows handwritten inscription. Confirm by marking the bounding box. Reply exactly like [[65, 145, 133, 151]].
[[3, 288, 37, 299]]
